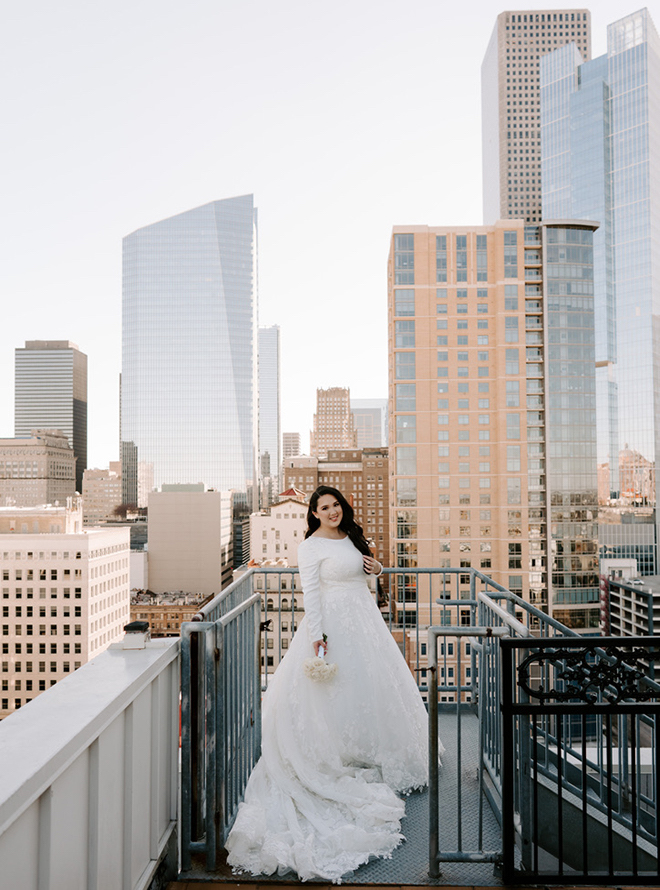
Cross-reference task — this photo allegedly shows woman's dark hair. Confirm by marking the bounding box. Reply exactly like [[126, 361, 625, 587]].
[[305, 486, 371, 556]]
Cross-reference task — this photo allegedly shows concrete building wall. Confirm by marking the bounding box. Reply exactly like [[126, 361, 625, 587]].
[[147, 491, 232, 595], [82, 463, 122, 524], [130, 550, 148, 590], [0, 431, 76, 508], [0, 526, 130, 719], [250, 499, 308, 565]]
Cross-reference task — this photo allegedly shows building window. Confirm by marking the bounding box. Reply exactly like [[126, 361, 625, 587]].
[[395, 320, 415, 347], [394, 235, 415, 285], [505, 316, 519, 342], [395, 352, 415, 380], [396, 416, 416, 443], [436, 235, 447, 282], [507, 445, 521, 471], [506, 414, 521, 440], [504, 231, 518, 278], [476, 234, 488, 281], [396, 383, 416, 411], [506, 381, 520, 406], [456, 234, 467, 282], [394, 288, 415, 316]]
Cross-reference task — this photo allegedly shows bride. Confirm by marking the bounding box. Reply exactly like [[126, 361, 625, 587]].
[[225, 485, 433, 882]]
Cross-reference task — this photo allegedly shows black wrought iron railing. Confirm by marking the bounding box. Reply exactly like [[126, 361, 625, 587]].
[[501, 636, 660, 884]]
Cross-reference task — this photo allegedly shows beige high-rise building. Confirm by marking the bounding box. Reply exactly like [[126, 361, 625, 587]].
[[310, 387, 357, 458], [147, 490, 233, 595], [82, 462, 122, 525], [283, 447, 389, 566], [388, 222, 599, 631], [482, 9, 591, 224], [0, 514, 130, 720], [0, 430, 76, 508], [282, 433, 301, 460]]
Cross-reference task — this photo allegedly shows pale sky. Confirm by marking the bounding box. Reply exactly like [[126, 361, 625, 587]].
[[0, 0, 656, 465]]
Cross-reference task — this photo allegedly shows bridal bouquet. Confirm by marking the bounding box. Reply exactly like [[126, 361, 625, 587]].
[[303, 635, 337, 682]]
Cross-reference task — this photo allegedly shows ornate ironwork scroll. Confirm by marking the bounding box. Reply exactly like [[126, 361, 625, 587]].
[[517, 642, 660, 704]]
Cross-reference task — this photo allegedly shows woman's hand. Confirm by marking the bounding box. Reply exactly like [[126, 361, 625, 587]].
[[363, 555, 382, 575], [313, 639, 326, 656]]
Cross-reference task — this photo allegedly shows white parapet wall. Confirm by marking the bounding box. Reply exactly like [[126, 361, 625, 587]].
[[0, 635, 180, 890]]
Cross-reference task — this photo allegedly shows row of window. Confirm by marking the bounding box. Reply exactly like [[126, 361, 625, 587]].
[[2, 642, 82, 654], [3, 588, 82, 599], [2, 661, 81, 673], [2, 624, 83, 636], [2, 569, 82, 580], [3, 606, 82, 617]]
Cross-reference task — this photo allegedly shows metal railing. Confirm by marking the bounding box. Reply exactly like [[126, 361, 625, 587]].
[[423, 569, 581, 877], [179, 565, 660, 885], [501, 635, 660, 884], [180, 570, 262, 871]]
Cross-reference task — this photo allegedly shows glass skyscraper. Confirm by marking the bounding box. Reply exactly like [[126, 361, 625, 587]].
[[121, 196, 258, 505], [258, 324, 281, 507], [14, 340, 88, 493], [541, 9, 660, 573]]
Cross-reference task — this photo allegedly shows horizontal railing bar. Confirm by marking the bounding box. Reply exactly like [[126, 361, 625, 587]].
[[218, 593, 262, 627], [433, 851, 502, 863]]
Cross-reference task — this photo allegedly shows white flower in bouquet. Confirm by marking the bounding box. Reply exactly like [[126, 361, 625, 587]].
[[303, 637, 337, 682]]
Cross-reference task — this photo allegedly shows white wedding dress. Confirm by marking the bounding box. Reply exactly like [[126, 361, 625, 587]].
[[225, 535, 431, 883]]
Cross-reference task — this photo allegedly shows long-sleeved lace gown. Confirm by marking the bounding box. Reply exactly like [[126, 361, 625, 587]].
[[225, 535, 430, 882]]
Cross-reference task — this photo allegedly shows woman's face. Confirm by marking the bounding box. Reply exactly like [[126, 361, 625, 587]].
[[313, 494, 343, 531]]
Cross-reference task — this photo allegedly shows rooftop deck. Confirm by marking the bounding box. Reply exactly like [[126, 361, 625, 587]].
[[179, 710, 503, 887], [1, 566, 659, 890]]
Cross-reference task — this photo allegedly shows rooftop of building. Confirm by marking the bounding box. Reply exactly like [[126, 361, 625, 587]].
[[22, 340, 81, 351], [131, 590, 213, 605]]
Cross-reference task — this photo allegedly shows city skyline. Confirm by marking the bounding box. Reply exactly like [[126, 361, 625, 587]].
[[0, 0, 657, 467]]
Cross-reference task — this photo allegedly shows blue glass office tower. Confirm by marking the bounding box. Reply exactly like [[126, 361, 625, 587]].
[[541, 9, 660, 574], [121, 196, 258, 506]]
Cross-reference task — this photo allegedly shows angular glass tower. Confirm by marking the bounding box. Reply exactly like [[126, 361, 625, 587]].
[[541, 9, 660, 573], [121, 196, 258, 505], [14, 340, 88, 493]]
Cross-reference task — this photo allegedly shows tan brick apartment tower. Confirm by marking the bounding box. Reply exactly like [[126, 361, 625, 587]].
[[310, 387, 358, 459], [388, 222, 600, 631], [482, 9, 591, 224], [283, 448, 389, 567]]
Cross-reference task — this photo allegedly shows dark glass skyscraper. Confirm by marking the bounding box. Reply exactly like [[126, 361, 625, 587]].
[[121, 196, 258, 505], [14, 340, 88, 493], [541, 9, 660, 573]]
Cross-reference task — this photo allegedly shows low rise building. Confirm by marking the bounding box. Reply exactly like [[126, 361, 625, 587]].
[[0, 430, 76, 507], [130, 590, 212, 637], [82, 462, 123, 524], [250, 497, 308, 565], [600, 573, 660, 637], [0, 517, 130, 720]]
